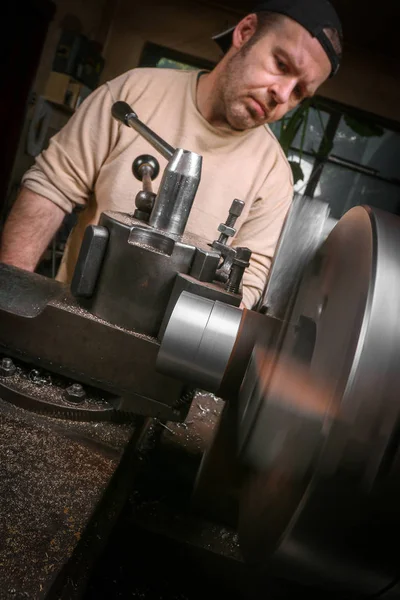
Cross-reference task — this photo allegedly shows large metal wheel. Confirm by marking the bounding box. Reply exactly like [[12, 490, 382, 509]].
[[238, 206, 400, 597]]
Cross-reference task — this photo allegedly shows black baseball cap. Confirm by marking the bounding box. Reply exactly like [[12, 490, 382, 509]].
[[212, 0, 343, 77]]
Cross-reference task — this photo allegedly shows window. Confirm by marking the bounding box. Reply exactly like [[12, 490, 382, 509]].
[[271, 99, 400, 219], [139, 42, 215, 72]]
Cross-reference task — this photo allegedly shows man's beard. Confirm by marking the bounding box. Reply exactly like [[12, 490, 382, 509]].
[[218, 49, 268, 131]]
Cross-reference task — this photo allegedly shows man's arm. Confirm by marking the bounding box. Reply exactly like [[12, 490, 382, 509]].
[[0, 187, 65, 271], [0, 79, 123, 272]]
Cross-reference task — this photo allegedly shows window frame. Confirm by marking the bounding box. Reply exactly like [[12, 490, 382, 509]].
[[139, 41, 216, 72]]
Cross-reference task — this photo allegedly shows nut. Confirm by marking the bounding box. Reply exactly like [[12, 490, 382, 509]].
[[0, 357, 16, 377], [217, 223, 236, 238], [65, 383, 86, 404]]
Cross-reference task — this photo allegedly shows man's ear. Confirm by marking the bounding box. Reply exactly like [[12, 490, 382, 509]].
[[232, 14, 258, 50]]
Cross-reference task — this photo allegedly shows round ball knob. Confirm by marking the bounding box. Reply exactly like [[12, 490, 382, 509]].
[[132, 154, 160, 181]]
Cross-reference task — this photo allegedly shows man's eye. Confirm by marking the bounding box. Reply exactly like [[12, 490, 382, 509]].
[[276, 58, 288, 73]]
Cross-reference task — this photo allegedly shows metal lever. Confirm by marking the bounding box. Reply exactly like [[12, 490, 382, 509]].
[[112, 101, 175, 160], [112, 101, 202, 237]]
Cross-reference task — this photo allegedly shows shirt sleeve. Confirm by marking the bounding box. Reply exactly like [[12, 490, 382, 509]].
[[233, 157, 293, 309], [21, 82, 120, 213]]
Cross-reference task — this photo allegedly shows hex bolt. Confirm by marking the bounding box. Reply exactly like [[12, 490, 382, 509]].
[[217, 199, 245, 245], [226, 247, 252, 294], [0, 357, 16, 377], [226, 199, 245, 227], [65, 383, 86, 404]]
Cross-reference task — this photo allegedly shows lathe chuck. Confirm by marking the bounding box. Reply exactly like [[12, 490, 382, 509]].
[[238, 205, 400, 596]]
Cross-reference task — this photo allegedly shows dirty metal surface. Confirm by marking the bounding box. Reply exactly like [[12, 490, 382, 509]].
[[85, 392, 247, 600], [0, 397, 148, 600], [162, 390, 224, 456], [128, 391, 242, 559], [85, 393, 374, 600]]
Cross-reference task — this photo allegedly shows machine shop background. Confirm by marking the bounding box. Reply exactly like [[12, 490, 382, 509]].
[[1, 2, 400, 600]]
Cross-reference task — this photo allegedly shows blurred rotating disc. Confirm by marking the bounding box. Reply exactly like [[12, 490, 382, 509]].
[[238, 206, 400, 596]]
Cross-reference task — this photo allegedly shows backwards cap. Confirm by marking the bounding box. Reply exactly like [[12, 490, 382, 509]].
[[212, 0, 343, 77]]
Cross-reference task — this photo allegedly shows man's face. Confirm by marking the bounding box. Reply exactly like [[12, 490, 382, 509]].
[[218, 16, 332, 130]]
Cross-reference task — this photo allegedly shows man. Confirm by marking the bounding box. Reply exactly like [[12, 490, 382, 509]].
[[0, 0, 342, 308]]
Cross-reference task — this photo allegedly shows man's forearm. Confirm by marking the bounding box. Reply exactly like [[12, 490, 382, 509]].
[[0, 187, 66, 271]]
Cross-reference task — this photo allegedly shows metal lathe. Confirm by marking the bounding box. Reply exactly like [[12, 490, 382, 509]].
[[0, 101, 399, 599]]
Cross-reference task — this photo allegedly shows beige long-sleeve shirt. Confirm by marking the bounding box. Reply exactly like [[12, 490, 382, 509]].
[[22, 68, 293, 307]]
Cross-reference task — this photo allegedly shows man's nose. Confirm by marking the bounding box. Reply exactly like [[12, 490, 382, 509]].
[[270, 78, 297, 104]]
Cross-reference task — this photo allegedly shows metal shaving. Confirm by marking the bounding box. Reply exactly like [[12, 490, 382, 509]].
[[0, 399, 136, 598]]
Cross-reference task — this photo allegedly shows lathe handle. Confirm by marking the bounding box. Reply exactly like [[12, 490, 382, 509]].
[[112, 101, 175, 160]]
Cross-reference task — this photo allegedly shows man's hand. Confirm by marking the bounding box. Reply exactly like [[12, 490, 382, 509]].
[[0, 187, 66, 272]]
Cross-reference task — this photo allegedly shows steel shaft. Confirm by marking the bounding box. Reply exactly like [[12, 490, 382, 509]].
[[112, 101, 175, 160]]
